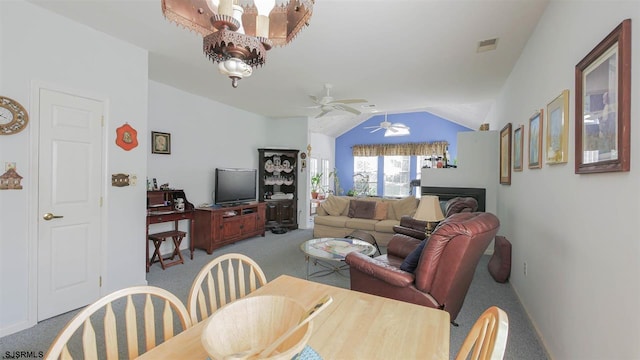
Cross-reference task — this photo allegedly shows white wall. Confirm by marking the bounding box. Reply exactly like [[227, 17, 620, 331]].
[[0, 1, 148, 336], [421, 131, 499, 214], [148, 80, 270, 206], [495, 2, 640, 359]]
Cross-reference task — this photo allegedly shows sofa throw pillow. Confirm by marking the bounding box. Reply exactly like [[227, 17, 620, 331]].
[[373, 202, 389, 220], [392, 196, 419, 220], [348, 200, 377, 219], [400, 239, 428, 273], [321, 195, 349, 216]]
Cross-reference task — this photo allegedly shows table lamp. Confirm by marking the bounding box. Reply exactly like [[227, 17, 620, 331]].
[[414, 195, 445, 235]]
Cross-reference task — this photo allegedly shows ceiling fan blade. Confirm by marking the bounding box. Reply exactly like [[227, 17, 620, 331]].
[[315, 109, 333, 118], [391, 123, 409, 129], [388, 127, 398, 133], [363, 126, 379, 129], [329, 98, 367, 104], [370, 127, 383, 133], [333, 104, 361, 115], [309, 95, 320, 104]]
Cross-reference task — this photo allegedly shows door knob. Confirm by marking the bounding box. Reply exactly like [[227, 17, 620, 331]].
[[43, 213, 64, 221]]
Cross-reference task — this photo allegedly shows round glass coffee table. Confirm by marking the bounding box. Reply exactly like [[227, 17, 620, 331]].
[[300, 237, 377, 279]]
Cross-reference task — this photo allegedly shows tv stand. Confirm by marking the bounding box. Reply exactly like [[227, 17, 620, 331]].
[[220, 202, 249, 208], [193, 202, 266, 254]]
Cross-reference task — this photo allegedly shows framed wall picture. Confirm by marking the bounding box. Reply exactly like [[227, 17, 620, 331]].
[[546, 90, 569, 164], [151, 131, 171, 154], [500, 123, 512, 185], [513, 125, 524, 172], [528, 110, 543, 169], [575, 19, 631, 174]]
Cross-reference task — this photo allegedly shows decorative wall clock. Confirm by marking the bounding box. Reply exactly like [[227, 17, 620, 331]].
[[0, 96, 29, 135]]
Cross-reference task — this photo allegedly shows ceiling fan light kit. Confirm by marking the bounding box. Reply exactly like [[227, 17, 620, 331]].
[[162, 0, 314, 87]]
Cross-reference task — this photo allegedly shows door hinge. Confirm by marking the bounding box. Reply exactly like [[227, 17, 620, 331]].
[[99, 276, 102, 287], [100, 197, 103, 207], [101, 116, 104, 127]]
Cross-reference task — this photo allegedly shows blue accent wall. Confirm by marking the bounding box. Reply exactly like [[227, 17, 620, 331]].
[[335, 111, 473, 195]]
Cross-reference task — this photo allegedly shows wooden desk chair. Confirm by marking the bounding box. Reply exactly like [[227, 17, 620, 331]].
[[45, 286, 192, 360], [456, 306, 509, 360], [187, 253, 267, 324]]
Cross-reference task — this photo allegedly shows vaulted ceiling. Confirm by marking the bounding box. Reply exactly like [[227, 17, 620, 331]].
[[27, 0, 549, 136]]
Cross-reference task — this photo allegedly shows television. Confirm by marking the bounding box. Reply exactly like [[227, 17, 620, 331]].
[[214, 168, 257, 206]]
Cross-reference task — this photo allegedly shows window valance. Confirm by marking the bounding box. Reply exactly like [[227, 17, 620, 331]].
[[352, 141, 449, 157]]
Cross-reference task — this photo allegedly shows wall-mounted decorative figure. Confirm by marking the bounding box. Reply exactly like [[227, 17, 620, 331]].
[[115, 123, 139, 151], [0, 167, 23, 190]]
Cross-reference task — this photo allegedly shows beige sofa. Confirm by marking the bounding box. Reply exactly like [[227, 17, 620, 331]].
[[312, 195, 419, 246]]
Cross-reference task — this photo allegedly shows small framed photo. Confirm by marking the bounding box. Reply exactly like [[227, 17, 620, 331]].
[[575, 19, 631, 174], [528, 110, 543, 169], [546, 90, 570, 164], [151, 131, 171, 155], [513, 125, 524, 172], [499, 123, 512, 185]]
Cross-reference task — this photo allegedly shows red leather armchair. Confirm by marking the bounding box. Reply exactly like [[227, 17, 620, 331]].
[[392, 216, 428, 240], [393, 197, 479, 240], [444, 197, 478, 217], [345, 212, 499, 323]]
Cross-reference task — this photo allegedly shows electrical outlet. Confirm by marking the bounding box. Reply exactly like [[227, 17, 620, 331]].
[[130, 175, 137, 186], [524, 261, 528, 277]]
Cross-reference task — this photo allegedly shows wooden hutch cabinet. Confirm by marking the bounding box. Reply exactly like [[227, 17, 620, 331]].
[[258, 148, 299, 231]]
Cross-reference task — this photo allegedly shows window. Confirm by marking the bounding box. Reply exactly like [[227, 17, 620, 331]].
[[310, 157, 319, 188], [321, 159, 330, 191], [353, 157, 377, 196], [384, 156, 410, 197]]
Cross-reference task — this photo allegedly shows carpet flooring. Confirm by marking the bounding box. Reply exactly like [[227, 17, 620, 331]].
[[0, 229, 548, 359]]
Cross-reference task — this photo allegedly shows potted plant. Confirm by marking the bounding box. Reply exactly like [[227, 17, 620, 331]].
[[311, 173, 322, 199], [328, 168, 342, 196]]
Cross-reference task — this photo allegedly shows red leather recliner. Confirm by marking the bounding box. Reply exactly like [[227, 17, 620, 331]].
[[392, 216, 428, 240], [392, 197, 479, 240], [345, 212, 499, 323], [444, 196, 478, 218]]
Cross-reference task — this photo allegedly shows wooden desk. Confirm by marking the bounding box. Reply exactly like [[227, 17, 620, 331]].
[[146, 190, 195, 272], [138, 275, 450, 359]]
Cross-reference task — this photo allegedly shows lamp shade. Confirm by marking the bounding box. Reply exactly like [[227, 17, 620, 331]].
[[414, 195, 445, 222]]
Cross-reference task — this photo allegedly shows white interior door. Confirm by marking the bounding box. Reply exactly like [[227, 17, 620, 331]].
[[37, 88, 104, 321]]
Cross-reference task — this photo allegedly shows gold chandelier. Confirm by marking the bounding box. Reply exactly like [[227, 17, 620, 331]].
[[162, 0, 314, 87]]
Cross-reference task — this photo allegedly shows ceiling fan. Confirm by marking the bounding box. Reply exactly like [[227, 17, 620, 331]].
[[364, 114, 411, 136], [308, 83, 367, 118]]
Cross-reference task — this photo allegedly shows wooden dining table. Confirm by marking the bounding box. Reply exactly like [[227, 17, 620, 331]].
[[138, 275, 450, 359]]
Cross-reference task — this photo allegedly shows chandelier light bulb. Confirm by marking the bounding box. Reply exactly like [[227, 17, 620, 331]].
[[254, 0, 275, 38], [205, 0, 220, 12], [218, 0, 233, 16], [254, 0, 276, 15]]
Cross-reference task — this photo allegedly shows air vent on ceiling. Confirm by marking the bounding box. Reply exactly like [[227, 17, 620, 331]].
[[477, 38, 498, 53]]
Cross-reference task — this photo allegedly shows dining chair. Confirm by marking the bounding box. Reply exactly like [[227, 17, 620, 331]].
[[455, 306, 509, 360], [187, 253, 267, 323], [45, 286, 192, 360]]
